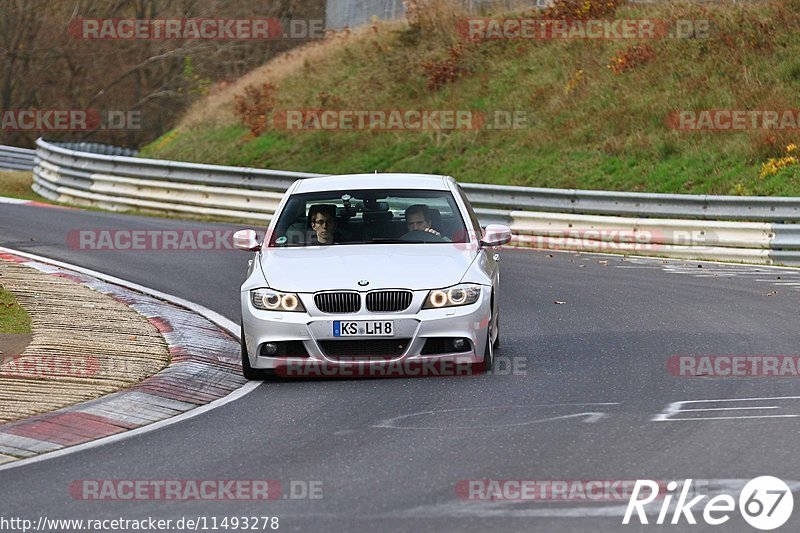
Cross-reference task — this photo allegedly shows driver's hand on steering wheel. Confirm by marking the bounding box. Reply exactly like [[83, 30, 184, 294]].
[[423, 228, 441, 237]]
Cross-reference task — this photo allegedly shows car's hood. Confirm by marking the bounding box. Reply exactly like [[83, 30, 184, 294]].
[[259, 244, 477, 292]]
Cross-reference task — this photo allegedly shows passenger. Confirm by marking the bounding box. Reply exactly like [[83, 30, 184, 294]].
[[308, 204, 339, 245], [404, 204, 444, 238]]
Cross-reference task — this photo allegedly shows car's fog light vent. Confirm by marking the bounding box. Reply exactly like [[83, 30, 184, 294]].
[[314, 291, 360, 313], [319, 339, 410, 359], [260, 340, 309, 358], [421, 337, 472, 355], [366, 290, 413, 312]]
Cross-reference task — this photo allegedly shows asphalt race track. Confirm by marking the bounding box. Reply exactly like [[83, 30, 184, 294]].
[[2, 202, 800, 532]]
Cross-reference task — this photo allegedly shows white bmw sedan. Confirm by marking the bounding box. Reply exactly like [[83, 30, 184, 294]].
[[234, 173, 511, 379]]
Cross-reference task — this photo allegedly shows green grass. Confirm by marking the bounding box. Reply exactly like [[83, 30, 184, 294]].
[[0, 171, 44, 201], [140, 0, 800, 195], [0, 287, 31, 334]]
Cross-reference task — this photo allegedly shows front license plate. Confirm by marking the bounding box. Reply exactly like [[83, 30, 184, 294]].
[[333, 320, 394, 337]]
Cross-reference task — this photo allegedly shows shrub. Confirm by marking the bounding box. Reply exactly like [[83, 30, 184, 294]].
[[233, 82, 278, 137]]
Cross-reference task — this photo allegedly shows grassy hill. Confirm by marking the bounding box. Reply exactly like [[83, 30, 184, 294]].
[[141, 0, 800, 196]]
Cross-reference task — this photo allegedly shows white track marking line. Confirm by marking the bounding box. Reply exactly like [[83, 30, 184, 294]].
[[661, 415, 800, 421], [681, 395, 800, 403], [0, 246, 259, 473], [653, 396, 800, 422], [678, 406, 780, 412], [0, 196, 30, 204], [374, 404, 619, 429]]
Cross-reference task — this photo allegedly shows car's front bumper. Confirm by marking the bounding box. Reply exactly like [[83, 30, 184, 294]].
[[241, 288, 491, 376]]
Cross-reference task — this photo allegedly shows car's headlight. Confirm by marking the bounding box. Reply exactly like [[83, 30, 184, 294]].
[[251, 289, 306, 312], [423, 284, 481, 309]]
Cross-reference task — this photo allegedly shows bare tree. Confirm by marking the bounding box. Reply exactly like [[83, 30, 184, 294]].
[[0, 0, 325, 147]]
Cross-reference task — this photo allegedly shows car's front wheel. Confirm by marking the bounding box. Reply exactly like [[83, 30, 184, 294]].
[[493, 313, 500, 349], [483, 315, 494, 372]]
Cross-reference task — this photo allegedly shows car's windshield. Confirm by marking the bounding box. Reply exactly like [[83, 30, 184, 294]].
[[268, 188, 469, 247]]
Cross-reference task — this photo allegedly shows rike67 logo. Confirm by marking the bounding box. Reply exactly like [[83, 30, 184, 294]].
[[624, 477, 794, 530]]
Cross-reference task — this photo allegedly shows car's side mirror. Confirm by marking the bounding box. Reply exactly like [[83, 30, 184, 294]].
[[480, 224, 512, 247], [233, 229, 261, 251]]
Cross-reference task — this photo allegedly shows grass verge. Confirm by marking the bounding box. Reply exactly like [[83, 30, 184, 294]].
[[0, 171, 44, 202], [0, 286, 31, 335]]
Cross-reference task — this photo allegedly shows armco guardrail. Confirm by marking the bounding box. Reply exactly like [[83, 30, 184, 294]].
[[463, 182, 800, 222], [33, 138, 316, 222], [49, 141, 139, 158], [30, 137, 800, 265], [0, 145, 35, 171]]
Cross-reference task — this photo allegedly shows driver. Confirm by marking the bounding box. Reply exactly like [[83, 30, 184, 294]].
[[308, 204, 339, 244], [403, 205, 448, 240]]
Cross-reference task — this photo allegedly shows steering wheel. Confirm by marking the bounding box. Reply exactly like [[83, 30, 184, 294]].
[[400, 230, 448, 243]]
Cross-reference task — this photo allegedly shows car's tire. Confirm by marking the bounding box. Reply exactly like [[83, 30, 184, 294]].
[[240, 323, 266, 380], [483, 316, 494, 372], [493, 313, 500, 350]]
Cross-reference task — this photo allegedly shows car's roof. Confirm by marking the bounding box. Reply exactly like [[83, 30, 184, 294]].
[[293, 173, 452, 193]]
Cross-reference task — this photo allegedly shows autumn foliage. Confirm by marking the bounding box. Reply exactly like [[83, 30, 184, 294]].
[[234, 83, 279, 137]]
